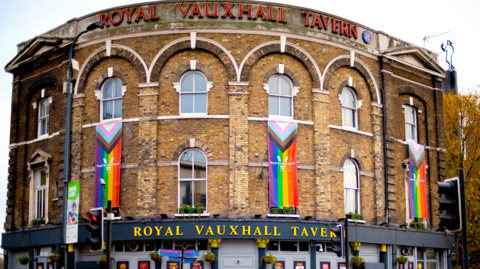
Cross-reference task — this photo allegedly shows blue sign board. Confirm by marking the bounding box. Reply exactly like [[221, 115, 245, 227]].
[[159, 249, 182, 257], [168, 257, 182, 262], [184, 250, 200, 257], [184, 258, 198, 263]]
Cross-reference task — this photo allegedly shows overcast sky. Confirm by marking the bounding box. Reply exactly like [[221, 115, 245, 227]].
[[0, 0, 479, 245]]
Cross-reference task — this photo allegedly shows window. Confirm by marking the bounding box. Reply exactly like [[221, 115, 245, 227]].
[[344, 159, 359, 214], [35, 170, 47, 219], [101, 78, 122, 121], [267, 241, 309, 252], [178, 149, 207, 211], [405, 106, 417, 142], [268, 74, 293, 118], [38, 99, 49, 137], [180, 71, 207, 114], [342, 87, 357, 128]]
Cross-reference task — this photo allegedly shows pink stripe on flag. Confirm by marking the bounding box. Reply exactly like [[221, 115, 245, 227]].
[[98, 122, 120, 137], [270, 121, 296, 136]]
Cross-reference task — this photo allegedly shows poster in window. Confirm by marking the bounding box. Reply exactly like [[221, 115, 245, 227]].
[[138, 261, 150, 269], [274, 261, 285, 269], [117, 261, 129, 269], [294, 261, 305, 269], [417, 262, 423, 269], [167, 261, 179, 269], [320, 261, 330, 269], [338, 262, 347, 269], [65, 180, 80, 243], [47, 263, 53, 269], [95, 122, 122, 217], [37, 263, 44, 269], [409, 262, 413, 269], [191, 261, 203, 269]]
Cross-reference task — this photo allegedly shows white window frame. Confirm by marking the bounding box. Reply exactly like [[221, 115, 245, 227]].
[[341, 87, 358, 129], [100, 78, 123, 122], [344, 158, 360, 214], [179, 71, 208, 115], [268, 74, 294, 119], [34, 169, 47, 219], [177, 149, 208, 212], [38, 98, 50, 137], [404, 105, 417, 142]]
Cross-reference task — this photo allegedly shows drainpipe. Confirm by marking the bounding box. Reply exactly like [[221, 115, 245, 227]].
[[381, 87, 388, 223]]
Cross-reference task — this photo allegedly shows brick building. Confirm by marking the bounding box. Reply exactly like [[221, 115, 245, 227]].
[[3, 1, 452, 269]]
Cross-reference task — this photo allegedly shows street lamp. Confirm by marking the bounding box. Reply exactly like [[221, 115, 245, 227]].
[[62, 21, 103, 245]]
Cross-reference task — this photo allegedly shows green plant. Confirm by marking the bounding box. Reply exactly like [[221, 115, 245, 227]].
[[179, 205, 203, 220], [260, 254, 276, 265], [411, 221, 425, 230], [351, 256, 365, 267], [149, 251, 161, 261], [48, 253, 61, 262], [97, 255, 116, 264], [395, 256, 409, 265], [16, 256, 30, 265], [347, 212, 364, 220], [202, 252, 216, 263], [30, 217, 45, 227]]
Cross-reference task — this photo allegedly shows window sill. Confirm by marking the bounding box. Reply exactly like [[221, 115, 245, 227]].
[[52, 198, 58, 202], [329, 125, 373, 137], [266, 214, 300, 218], [347, 219, 366, 224], [174, 213, 211, 218]]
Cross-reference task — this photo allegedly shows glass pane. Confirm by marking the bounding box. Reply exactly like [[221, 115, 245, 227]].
[[279, 97, 291, 117], [193, 151, 206, 179], [114, 99, 122, 118], [113, 79, 122, 97], [114, 242, 123, 252], [125, 241, 143, 252], [299, 241, 309, 251], [197, 240, 208, 250], [344, 159, 357, 188], [406, 124, 414, 140], [417, 248, 424, 260], [180, 181, 192, 206], [103, 100, 113, 120], [344, 188, 357, 214], [175, 241, 196, 250], [181, 73, 194, 92], [405, 106, 415, 124], [40, 171, 46, 186], [280, 241, 298, 251], [194, 93, 207, 113], [103, 80, 113, 99], [426, 249, 435, 259], [268, 241, 279, 251], [44, 118, 49, 135], [194, 73, 207, 92], [343, 108, 355, 127], [427, 262, 436, 269], [193, 180, 206, 208], [180, 150, 193, 179], [163, 241, 174, 250], [342, 88, 355, 108], [269, 76, 278, 95], [39, 101, 49, 117], [269, 96, 278, 116], [181, 94, 194, 113], [280, 76, 292, 96], [145, 241, 155, 251]]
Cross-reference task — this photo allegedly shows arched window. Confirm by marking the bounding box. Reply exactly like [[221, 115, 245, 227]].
[[180, 71, 207, 114], [268, 74, 293, 118], [342, 88, 357, 128], [344, 159, 360, 214], [101, 78, 123, 121], [178, 149, 207, 211]]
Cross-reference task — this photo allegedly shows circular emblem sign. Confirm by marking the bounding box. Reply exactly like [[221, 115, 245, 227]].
[[362, 30, 372, 44]]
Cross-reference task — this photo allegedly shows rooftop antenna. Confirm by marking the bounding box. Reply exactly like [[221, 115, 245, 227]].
[[423, 31, 450, 47]]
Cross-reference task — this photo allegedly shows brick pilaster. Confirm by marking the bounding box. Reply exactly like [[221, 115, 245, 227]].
[[228, 82, 249, 217], [137, 85, 159, 217], [372, 105, 386, 224], [70, 95, 85, 182], [312, 90, 331, 218]]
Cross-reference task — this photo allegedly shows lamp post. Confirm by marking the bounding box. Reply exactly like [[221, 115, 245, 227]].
[[61, 21, 103, 267]]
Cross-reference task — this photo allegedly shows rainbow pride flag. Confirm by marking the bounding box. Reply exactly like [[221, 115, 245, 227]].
[[268, 120, 299, 207], [95, 122, 122, 216], [408, 141, 428, 218]]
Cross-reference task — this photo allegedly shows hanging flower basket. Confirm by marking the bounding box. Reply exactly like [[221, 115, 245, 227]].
[[260, 254, 277, 265], [97, 255, 116, 264], [16, 256, 30, 265], [48, 253, 61, 262], [202, 253, 216, 263], [396, 256, 409, 265], [149, 251, 161, 261], [351, 256, 365, 268]]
